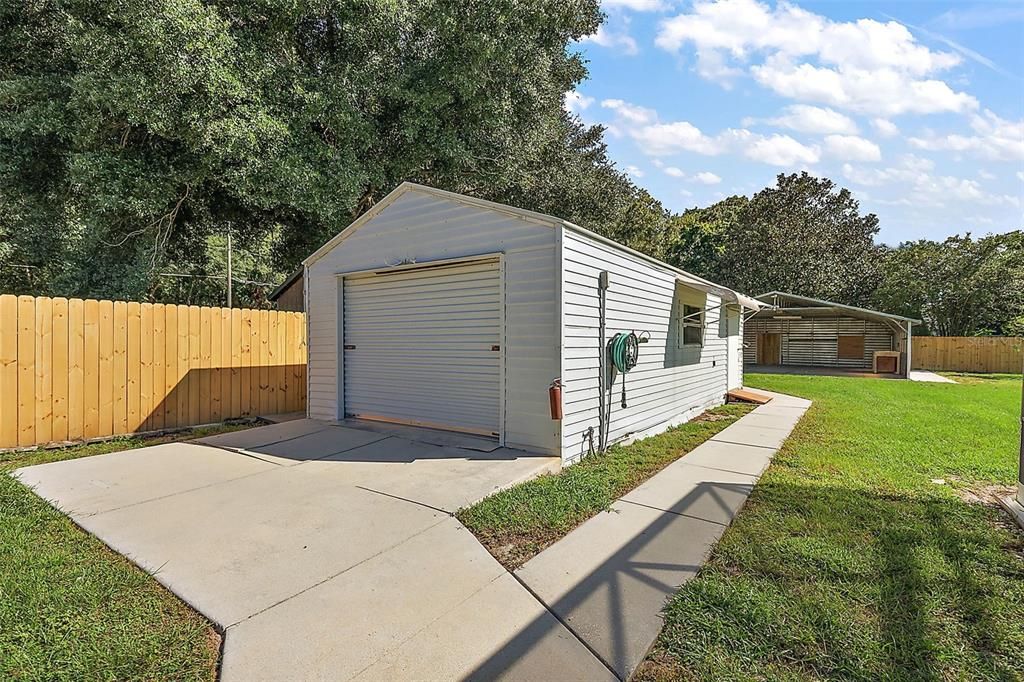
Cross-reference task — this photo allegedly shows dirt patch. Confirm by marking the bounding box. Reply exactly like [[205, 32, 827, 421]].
[[954, 483, 1015, 506], [693, 412, 734, 423]]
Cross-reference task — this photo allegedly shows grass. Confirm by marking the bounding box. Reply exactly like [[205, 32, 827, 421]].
[[0, 423, 253, 681], [457, 402, 756, 569], [638, 373, 1024, 681]]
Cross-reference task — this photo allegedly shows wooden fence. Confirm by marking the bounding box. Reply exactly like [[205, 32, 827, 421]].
[[912, 336, 1023, 374], [0, 295, 306, 449]]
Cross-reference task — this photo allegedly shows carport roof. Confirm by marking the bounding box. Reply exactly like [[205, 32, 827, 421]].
[[756, 291, 920, 325]]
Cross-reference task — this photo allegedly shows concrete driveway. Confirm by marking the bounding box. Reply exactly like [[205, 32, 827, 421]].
[[15, 420, 613, 681]]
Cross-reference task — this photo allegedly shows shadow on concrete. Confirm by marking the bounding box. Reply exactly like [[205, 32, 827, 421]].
[[196, 420, 530, 465], [468, 478, 757, 680]]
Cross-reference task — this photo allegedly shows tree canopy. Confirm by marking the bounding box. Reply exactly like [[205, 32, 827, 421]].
[[2, 0, 657, 303], [1, 4, 1020, 336]]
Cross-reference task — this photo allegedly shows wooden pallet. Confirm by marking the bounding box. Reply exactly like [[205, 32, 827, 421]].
[[726, 388, 773, 405]]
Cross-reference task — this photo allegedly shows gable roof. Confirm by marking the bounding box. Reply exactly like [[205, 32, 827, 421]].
[[756, 291, 920, 324], [268, 267, 303, 302], [303, 182, 763, 309]]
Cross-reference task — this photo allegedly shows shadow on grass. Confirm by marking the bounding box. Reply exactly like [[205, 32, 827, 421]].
[[639, 479, 1024, 681]]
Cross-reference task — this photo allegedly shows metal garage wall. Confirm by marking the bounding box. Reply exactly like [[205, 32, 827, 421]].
[[342, 259, 501, 436], [560, 228, 730, 463], [304, 188, 559, 455], [744, 316, 894, 369]]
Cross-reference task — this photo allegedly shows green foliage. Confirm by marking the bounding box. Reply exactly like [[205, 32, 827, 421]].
[[641, 373, 1024, 681], [666, 194, 748, 276], [715, 173, 882, 304], [874, 232, 1024, 336], [2, 0, 670, 305]]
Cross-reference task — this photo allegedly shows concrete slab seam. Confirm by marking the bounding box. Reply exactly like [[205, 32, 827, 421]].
[[616, 498, 733, 527], [224, 516, 450, 629], [707, 438, 786, 451], [347, 570, 508, 681], [199, 443, 292, 466], [506, 565, 624, 681], [291, 434, 394, 465], [354, 485, 454, 516], [674, 460, 771, 478], [68, 466, 285, 518]]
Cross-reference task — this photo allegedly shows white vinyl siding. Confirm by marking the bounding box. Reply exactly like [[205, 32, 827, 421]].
[[560, 228, 729, 464], [343, 259, 501, 435], [305, 189, 559, 455]]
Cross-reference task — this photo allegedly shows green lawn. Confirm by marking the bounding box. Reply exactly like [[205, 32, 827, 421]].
[[458, 403, 755, 569], [639, 373, 1024, 681], [0, 424, 252, 681]]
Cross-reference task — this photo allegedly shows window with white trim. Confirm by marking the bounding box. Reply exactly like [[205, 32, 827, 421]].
[[680, 303, 704, 347]]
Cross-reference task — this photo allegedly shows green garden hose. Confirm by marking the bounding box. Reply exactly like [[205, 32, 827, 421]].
[[608, 332, 641, 408], [609, 332, 639, 374]]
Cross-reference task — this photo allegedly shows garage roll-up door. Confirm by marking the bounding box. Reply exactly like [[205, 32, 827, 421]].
[[343, 258, 502, 436]]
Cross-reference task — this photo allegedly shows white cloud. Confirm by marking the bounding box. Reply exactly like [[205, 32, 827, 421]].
[[908, 110, 1024, 161], [603, 0, 667, 10], [600, 99, 657, 126], [603, 98, 820, 167], [841, 154, 932, 186], [655, 0, 976, 116], [759, 104, 858, 135], [662, 167, 723, 184], [843, 155, 1019, 208], [625, 165, 645, 178], [744, 133, 820, 166], [871, 118, 899, 137], [631, 121, 724, 155], [581, 25, 638, 55], [978, 170, 996, 180], [564, 91, 594, 114], [1017, 171, 1024, 182], [824, 134, 882, 161], [750, 57, 976, 116], [693, 171, 723, 184]]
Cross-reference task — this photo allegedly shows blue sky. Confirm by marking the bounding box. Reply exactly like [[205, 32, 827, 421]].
[[567, 0, 1024, 244]]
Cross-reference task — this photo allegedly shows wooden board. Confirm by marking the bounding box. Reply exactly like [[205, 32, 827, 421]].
[[0, 296, 309, 448], [838, 334, 865, 360], [757, 333, 781, 365], [0, 296, 18, 448], [727, 388, 773, 405]]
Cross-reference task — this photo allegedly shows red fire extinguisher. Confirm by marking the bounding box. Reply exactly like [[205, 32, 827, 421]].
[[548, 378, 563, 420]]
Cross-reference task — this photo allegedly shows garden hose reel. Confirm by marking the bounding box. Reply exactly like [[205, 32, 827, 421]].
[[607, 330, 649, 408]]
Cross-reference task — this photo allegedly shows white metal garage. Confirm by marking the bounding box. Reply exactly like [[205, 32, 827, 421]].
[[342, 258, 503, 436], [302, 183, 761, 464]]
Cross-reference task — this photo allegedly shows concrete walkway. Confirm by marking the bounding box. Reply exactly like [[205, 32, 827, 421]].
[[908, 370, 957, 383], [513, 391, 811, 680], [15, 421, 615, 681], [15, 397, 809, 681]]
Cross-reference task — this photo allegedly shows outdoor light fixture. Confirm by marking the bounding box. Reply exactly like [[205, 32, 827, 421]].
[[773, 315, 803, 320]]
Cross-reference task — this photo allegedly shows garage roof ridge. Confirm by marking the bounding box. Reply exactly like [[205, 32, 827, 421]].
[[303, 182, 760, 309]]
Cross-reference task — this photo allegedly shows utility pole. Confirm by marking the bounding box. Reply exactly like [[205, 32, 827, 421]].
[[226, 231, 233, 309]]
